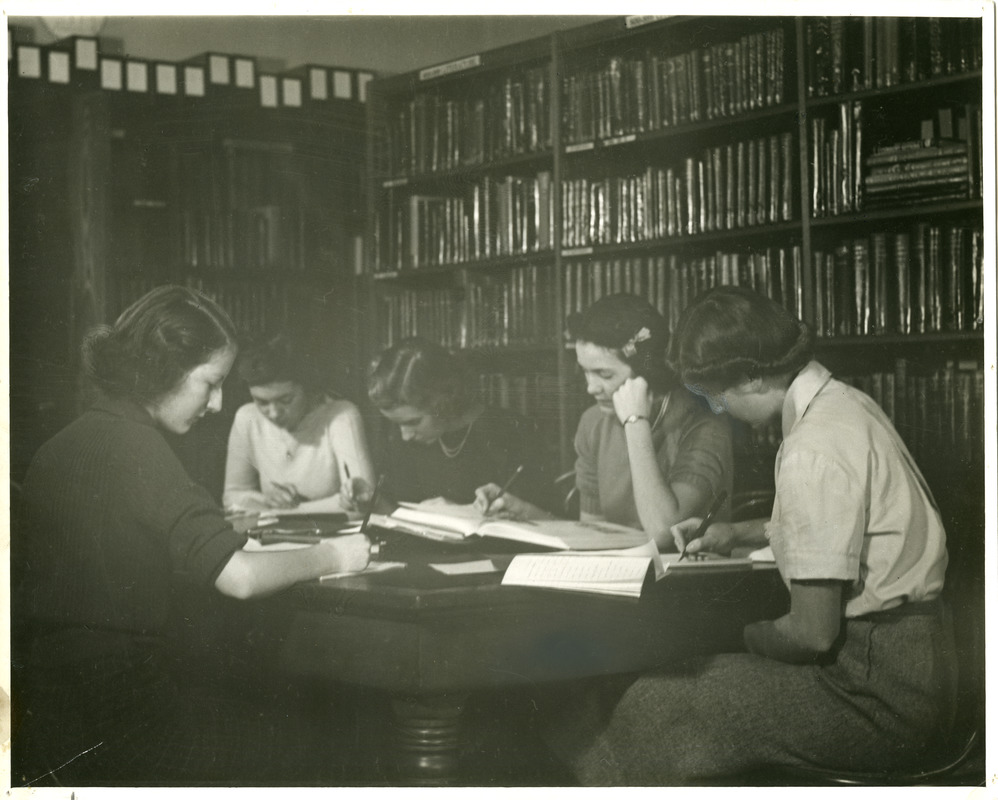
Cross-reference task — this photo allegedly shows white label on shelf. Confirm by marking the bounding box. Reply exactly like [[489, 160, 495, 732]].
[[17, 46, 41, 78], [48, 51, 70, 84], [282, 77, 302, 107], [184, 66, 205, 96], [235, 58, 255, 88], [333, 69, 353, 99], [374, 271, 400, 280], [625, 15, 672, 29], [101, 58, 123, 90], [209, 54, 230, 85], [156, 64, 178, 94], [563, 247, 594, 257], [126, 61, 148, 92], [420, 54, 481, 81], [605, 134, 637, 147], [309, 67, 328, 100], [134, 199, 168, 208], [382, 177, 409, 188], [565, 142, 595, 153], [357, 72, 373, 103], [75, 39, 98, 70], [260, 75, 278, 107]]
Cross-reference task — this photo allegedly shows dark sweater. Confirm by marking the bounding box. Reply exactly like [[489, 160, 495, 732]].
[[17, 396, 246, 657], [380, 404, 554, 511]]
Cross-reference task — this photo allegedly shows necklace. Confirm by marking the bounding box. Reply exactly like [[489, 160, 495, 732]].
[[439, 418, 476, 458]]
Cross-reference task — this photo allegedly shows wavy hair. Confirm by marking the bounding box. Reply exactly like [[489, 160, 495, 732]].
[[566, 293, 677, 394], [669, 286, 814, 391], [82, 285, 237, 404], [367, 337, 478, 421], [236, 332, 319, 391]]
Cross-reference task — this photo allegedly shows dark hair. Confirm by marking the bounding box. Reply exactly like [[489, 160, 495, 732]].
[[367, 337, 478, 421], [237, 332, 316, 391], [669, 286, 814, 391], [566, 293, 676, 394], [83, 285, 237, 403]]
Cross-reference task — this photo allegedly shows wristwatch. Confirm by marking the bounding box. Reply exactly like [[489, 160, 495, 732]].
[[623, 414, 648, 426]]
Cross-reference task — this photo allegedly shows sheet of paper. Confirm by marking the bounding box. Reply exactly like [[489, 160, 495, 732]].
[[503, 554, 651, 585], [320, 561, 406, 581], [430, 559, 500, 575]]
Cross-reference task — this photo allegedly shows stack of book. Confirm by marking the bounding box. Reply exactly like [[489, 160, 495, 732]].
[[864, 136, 975, 209]]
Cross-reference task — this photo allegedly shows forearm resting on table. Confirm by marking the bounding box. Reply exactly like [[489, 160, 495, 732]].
[[215, 546, 345, 599], [743, 579, 844, 664]]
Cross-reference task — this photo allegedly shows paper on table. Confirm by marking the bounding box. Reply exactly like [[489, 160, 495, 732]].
[[501, 554, 654, 597], [320, 561, 405, 580], [748, 545, 776, 562], [430, 559, 500, 575]]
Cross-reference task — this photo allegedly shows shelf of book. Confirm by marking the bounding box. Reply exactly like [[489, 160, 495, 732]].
[[362, 14, 986, 491]]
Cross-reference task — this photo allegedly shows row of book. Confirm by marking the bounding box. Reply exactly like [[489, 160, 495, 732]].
[[562, 132, 795, 248], [813, 225, 984, 337], [381, 67, 550, 175], [810, 102, 982, 217], [714, 358, 985, 472], [561, 27, 786, 144], [806, 17, 982, 98], [465, 267, 560, 348], [374, 172, 554, 271], [378, 288, 465, 350], [479, 372, 564, 422], [115, 276, 300, 336], [563, 247, 805, 334], [174, 146, 354, 273]]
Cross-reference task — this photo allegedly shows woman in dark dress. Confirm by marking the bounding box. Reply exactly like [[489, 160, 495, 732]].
[[366, 336, 553, 511], [13, 285, 371, 786]]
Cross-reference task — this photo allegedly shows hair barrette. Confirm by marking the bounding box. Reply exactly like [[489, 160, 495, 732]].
[[621, 327, 651, 358]]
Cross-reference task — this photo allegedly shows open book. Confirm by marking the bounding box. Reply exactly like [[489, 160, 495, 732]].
[[367, 502, 651, 551], [501, 540, 664, 597]]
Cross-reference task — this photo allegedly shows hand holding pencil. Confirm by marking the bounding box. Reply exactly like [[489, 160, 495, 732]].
[[672, 490, 730, 560]]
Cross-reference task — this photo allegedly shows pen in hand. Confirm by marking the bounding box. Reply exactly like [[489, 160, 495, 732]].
[[484, 464, 524, 515], [678, 489, 729, 562]]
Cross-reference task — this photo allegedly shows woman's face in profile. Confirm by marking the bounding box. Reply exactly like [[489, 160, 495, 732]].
[[147, 346, 236, 435], [249, 381, 310, 431], [380, 404, 449, 444]]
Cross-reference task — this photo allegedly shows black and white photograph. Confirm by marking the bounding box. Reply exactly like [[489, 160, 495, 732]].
[[4, 4, 995, 795]]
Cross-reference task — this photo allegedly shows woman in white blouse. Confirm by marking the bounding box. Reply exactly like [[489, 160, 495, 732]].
[[223, 333, 375, 513]]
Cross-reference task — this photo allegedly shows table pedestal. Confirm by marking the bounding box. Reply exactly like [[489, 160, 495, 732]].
[[391, 693, 469, 784]]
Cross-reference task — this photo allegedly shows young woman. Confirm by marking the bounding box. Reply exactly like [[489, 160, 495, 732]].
[[13, 286, 371, 786], [367, 336, 552, 510], [476, 293, 732, 550], [547, 286, 956, 784], [223, 332, 375, 513]]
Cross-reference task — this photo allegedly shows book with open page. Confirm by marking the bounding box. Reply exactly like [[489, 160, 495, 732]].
[[367, 502, 651, 551]]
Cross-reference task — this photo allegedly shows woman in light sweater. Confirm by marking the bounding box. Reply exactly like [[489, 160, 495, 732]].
[[224, 332, 375, 513]]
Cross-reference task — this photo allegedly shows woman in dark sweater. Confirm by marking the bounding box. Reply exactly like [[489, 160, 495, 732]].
[[13, 285, 371, 786], [366, 336, 553, 511]]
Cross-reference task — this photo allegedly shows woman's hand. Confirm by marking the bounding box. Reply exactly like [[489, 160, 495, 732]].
[[340, 476, 374, 512], [265, 482, 301, 509], [473, 485, 536, 518], [319, 533, 372, 573], [612, 377, 654, 424], [670, 518, 738, 557]]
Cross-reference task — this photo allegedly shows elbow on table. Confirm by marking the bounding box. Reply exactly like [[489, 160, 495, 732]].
[[214, 551, 260, 600]]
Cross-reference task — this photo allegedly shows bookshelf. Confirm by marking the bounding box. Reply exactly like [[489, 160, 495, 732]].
[[8, 32, 372, 494], [362, 15, 986, 519]]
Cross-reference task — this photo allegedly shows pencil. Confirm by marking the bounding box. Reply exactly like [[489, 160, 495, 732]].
[[678, 489, 728, 562], [359, 474, 384, 535], [485, 464, 524, 515]]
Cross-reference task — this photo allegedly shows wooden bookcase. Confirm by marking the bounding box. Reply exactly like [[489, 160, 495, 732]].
[[9, 35, 371, 495], [362, 14, 985, 522]]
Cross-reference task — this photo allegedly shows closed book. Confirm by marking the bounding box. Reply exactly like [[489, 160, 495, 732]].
[[895, 232, 912, 334]]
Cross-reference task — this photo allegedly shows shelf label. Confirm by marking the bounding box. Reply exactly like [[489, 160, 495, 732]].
[[562, 247, 594, 257], [605, 133, 637, 147], [420, 54, 482, 81], [134, 199, 167, 208], [565, 141, 595, 154], [373, 271, 400, 280], [625, 15, 672, 29], [382, 177, 409, 188]]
